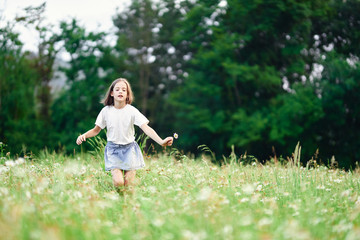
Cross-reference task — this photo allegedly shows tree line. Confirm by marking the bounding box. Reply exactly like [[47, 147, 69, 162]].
[[1, 0, 359, 168]]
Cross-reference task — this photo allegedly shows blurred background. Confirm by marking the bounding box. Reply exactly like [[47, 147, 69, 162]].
[[1, 0, 359, 168]]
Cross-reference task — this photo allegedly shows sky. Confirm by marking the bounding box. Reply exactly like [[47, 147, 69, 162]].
[[0, 0, 130, 51]]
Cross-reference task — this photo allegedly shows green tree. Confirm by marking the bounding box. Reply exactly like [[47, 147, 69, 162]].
[[316, 53, 360, 168], [170, 0, 323, 157], [0, 23, 43, 153], [15, 3, 61, 125], [51, 19, 108, 152]]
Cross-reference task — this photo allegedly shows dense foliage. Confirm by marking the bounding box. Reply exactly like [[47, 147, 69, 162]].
[[1, 0, 359, 168]]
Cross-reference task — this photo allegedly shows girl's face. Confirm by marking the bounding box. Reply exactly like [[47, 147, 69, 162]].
[[111, 81, 128, 104]]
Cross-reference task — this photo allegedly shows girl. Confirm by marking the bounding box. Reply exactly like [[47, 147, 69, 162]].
[[76, 78, 173, 189]]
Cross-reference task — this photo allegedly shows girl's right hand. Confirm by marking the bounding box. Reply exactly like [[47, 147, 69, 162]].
[[76, 134, 86, 145], [161, 137, 173, 147]]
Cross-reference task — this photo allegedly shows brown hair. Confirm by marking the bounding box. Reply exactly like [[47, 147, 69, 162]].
[[101, 78, 134, 106]]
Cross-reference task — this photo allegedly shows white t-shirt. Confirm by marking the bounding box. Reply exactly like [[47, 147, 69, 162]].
[[95, 105, 149, 144]]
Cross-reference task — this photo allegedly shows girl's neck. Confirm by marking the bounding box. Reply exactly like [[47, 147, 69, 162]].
[[114, 101, 127, 109]]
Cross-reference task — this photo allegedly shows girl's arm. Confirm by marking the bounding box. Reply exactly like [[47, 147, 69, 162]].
[[140, 123, 173, 147], [76, 125, 102, 145]]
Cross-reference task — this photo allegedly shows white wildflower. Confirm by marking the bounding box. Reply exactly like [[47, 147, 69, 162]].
[[73, 191, 83, 199], [264, 209, 273, 215], [223, 225, 233, 235], [0, 166, 9, 174], [220, 196, 230, 205], [0, 187, 9, 196], [355, 197, 360, 205], [26, 191, 31, 199], [312, 218, 322, 225], [104, 191, 119, 201], [5, 160, 15, 167], [152, 218, 165, 227], [256, 185, 263, 191], [174, 174, 182, 179], [242, 184, 255, 195], [182, 230, 207, 240], [239, 215, 252, 226], [15, 158, 25, 165], [283, 220, 311, 240], [197, 187, 212, 201], [258, 217, 272, 227], [240, 198, 249, 203], [13, 168, 26, 178], [341, 190, 351, 197], [251, 193, 261, 204], [148, 186, 157, 193], [103, 221, 113, 227]]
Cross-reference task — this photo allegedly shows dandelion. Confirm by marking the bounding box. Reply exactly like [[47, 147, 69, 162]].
[[173, 133, 178, 139]]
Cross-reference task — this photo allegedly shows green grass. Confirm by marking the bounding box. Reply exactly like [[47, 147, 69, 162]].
[[0, 149, 360, 240]]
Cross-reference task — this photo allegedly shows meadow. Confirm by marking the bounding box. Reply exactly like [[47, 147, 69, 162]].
[[0, 144, 359, 240]]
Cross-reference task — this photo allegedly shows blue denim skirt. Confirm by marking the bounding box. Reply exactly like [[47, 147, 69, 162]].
[[104, 141, 145, 171]]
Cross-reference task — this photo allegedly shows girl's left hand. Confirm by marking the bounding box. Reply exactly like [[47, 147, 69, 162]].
[[162, 137, 173, 147]]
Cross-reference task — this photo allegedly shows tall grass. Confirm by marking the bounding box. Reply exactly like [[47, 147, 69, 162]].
[[0, 144, 359, 239]]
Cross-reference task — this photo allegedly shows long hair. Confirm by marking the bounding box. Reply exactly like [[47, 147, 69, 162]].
[[101, 78, 134, 106]]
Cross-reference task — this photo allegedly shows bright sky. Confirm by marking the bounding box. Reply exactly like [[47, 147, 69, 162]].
[[0, 0, 130, 51]]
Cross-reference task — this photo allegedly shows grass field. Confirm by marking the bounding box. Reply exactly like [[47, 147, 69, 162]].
[[0, 146, 360, 240]]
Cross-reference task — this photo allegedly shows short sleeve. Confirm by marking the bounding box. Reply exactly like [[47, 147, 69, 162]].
[[133, 107, 149, 127], [95, 108, 106, 129]]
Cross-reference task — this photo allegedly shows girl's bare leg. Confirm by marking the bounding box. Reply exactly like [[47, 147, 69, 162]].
[[111, 169, 125, 189], [124, 170, 137, 193]]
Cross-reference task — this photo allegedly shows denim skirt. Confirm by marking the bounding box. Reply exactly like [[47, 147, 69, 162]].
[[104, 141, 145, 171]]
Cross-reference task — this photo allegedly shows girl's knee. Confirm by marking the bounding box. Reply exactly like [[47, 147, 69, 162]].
[[111, 169, 125, 187], [113, 178, 125, 187]]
